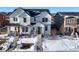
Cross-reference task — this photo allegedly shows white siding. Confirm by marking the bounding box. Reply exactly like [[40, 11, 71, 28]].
[[35, 11, 52, 35], [20, 26, 32, 35], [19, 12, 31, 26], [10, 26, 15, 31], [35, 11, 52, 24], [9, 8, 24, 24], [9, 8, 52, 35], [10, 17, 19, 24], [9, 9, 31, 26]]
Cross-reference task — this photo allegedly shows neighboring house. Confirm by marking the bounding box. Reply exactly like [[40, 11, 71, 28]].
[[7, 7, 53, 36], [54, 12, 79, 35], [0, 12, 9, 27], [54, 13, 64, 34]]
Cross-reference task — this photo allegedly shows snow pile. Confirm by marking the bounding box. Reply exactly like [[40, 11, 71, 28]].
[[0, 34, 8, 39], [19, 38, 35, 43], [7, 36, 15, 43]]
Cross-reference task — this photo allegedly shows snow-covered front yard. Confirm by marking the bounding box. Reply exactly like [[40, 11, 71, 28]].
[[42, 38, 79, 51], [0, 34, 79, 51], [15, 37, 79, 52]]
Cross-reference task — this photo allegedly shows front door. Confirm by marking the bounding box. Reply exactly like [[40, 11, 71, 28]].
[[37, 27, 41, 34], [16, 26, 20, 33]]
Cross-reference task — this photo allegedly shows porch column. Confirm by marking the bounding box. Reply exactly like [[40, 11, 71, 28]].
[[7, 26, 10, 34]]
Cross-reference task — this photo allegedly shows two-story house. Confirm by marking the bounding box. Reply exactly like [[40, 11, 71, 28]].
[[54, 12, 79, 35], [7, 7, 53, 36]]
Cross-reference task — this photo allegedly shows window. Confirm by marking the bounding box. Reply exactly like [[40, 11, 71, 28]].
[[22, 27, 25, 32], [13, 18, 17, 21], [66, 18, 75, 23], [34, 17, 36, 21], [15, 27, 16, 30], [22, 27, 28, 32], [69, 27, 71, 31], [70, 19, 71, 23], [67, 19, 71, 23], [23, 18, 27, 22], [72, 18, 75, 23], [25, 27, 28, 32], [45, 26, 48, 31], [66, 27, 72, 32], [70, 18, 73, 23], [65, 27, 69, 32], [42, 18, 48, 22], [67, 27, 69, 32], [33, 27, 35, 30]]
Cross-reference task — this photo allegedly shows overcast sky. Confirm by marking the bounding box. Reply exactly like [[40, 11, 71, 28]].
[[0, 7, 79, 13]]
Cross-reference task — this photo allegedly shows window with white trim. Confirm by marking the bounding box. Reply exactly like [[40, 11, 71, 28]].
[[42, 18, 48, 22], [22, 27, 28, 32], [45, 26, 48, 31], [13, 17, 17, 21], [23, 18, 27, 22]]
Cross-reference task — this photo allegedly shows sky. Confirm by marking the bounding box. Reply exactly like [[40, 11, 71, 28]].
[[0, 7, 79, 13]]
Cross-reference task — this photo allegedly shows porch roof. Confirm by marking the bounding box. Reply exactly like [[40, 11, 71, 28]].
[[33, 23, 44, 27], [6, 23, 22, 26]]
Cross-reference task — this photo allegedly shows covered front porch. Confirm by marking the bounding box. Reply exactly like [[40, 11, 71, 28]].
[[32, 23, 45, 36], [7, 23, 22, 36]]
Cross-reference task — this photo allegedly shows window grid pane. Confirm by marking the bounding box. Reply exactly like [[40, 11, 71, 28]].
[[24, 18, 26, 22]]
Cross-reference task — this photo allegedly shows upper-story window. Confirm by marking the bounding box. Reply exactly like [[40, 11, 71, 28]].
[[13, 17, 17, 21], [42, 18, 48, 22], [23, 18, 27, 22], [34, 17, 36, 21], [66, 17, 75, 23], [70, 18, 74, 23], [66, 19, 71, 23]]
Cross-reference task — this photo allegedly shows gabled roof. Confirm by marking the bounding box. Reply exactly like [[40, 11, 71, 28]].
[[23, 8, 50, 17], [0, 12, 7, 16], [24, 9, 49, 12], [54, 13, 64, 26], [10, 7, 50, 17], [58, 12, 79, 16], [23, 9, 40, 17], [8, 12, 12, 16]]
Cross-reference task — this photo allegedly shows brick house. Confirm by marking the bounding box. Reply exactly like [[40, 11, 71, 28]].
[[0, 12, 9, 27]]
